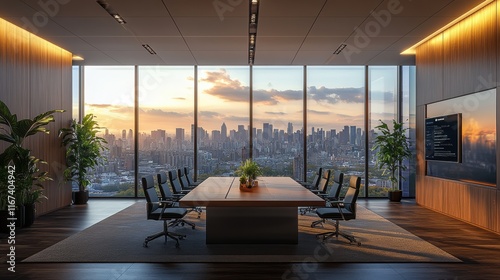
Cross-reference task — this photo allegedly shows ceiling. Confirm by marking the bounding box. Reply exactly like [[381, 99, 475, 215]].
[[0, 0, 486, 65]]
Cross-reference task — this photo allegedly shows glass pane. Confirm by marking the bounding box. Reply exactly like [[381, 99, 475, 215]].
[[197, 66, 249, 179], [72, 66, 79, 121], [368, 66, 398, 197], [138, 66, 194, 195], [252, 66, 303, 178], [307, 66, 366, 196], [401, 66, 416, 197], [84, 66, 135, 197]]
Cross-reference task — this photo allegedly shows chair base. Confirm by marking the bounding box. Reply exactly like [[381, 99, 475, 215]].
[[299, 207, 316, 215], [311, 218, 325, 228], [169, 218, 196, 229], [143, 220, 186, 248], [315, 221, 361, 246]]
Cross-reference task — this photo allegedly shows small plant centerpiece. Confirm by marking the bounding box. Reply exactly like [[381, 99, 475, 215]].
[[236, 159, 262, 190], [59, 114, 108, 204], [372, 119, 411, 202]]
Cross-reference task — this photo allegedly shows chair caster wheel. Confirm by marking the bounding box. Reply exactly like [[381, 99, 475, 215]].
[[175, 243, 180, 248], [143, 242, 148, 248], [181, 222, 185, 226], [192, 226, 196, 229], [357, 242, 361, 246]]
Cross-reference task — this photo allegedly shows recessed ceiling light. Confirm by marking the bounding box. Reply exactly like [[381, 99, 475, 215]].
[[72, 55, 84, 61]]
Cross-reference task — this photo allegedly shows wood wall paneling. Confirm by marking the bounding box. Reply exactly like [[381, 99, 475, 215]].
[[416, 1, 500, 235], [416, 35, 443, 106], [0, 18, 72, 216], [443, 20, 474, 98], [472, 3, 497, 92]]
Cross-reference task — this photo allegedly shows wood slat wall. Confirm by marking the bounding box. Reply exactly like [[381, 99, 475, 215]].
[[415, 2, 499, 234], [0, 18, 72, 216]]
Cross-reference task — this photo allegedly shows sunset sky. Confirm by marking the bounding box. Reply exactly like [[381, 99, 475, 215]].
[[83, 66, 399, 138]]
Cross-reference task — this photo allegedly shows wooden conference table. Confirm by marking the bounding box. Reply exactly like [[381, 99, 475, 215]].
[[179, 176, 325, 244]]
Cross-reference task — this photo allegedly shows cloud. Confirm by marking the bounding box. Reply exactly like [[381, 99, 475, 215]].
[[265, 111, 286, 115], [86, 103, 112, 108], [308, 86, 364, 104], [140, 108, 190, 118], [308, 109, 330, 115], [201, 70, 302, 105]]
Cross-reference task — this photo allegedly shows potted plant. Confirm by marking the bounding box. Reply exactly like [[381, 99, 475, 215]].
[[59, 114, 108, 204], [0, 100, 63, 229], [372, 119, 411, 202], [236, 159, 262, 188]]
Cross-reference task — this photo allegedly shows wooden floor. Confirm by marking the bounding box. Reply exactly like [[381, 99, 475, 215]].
[[1, 198, 500, 279]]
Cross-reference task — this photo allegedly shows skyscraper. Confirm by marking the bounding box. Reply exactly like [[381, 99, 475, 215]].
[[221, 122, 227, 141], [350, 126, 356, 146]]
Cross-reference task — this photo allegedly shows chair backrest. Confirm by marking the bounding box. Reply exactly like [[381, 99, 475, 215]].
[[327, 170, 344, 199], [343, 175, 361, 215], [157, 172, 173, 199], [177, 168, 190, 189], [310, 167, 323, 189], [184, 167, 196, 185], [141, 175, 159, 216], [317, 169, 331, 194], [168, 169, 183, 194]]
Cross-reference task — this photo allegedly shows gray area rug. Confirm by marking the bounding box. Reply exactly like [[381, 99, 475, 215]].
[[23, 203, 460, 263]]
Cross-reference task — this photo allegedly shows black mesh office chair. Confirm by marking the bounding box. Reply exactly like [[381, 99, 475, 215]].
[[184, 167, 201, 187], [167, 169, 202, 218], [141, 175, 187, 248], [310, 169, 331, 196], [311, 170, 344, 227], [178, 168, 196, 190], [168, 169, 190, 195], [300, 169, 331, 215], [314, 175, 361, 246], [299, 167, 323, 190], [157, 172, 196, 229]]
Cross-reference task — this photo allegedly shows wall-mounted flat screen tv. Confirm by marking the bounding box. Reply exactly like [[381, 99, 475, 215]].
[[425, 113, 462, 162]]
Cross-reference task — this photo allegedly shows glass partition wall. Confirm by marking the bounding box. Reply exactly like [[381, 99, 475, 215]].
[[79, 65, 415, 197]]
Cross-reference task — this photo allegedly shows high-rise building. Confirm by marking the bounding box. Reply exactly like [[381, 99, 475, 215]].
[[221, 122, 227, 141], [176, 128, 185, 141], [350, 126, 357, 146]]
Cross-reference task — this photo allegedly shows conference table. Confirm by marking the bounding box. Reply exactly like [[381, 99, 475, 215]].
[[179, 176, 325, 244]]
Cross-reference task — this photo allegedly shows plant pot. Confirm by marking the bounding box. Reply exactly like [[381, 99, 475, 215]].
[[73, 190, 89, 205], [388, 190, 402, 202], [239, 184, 253, 192], [23, 204, 36, 227]]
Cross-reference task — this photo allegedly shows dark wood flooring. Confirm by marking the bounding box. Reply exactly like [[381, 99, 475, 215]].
[[1, 198, 500, 280]]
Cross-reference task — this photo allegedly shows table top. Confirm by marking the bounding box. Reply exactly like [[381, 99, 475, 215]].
[[178, 177, 325, 207]]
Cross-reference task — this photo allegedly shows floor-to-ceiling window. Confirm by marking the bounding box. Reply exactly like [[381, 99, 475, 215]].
[[72, 66, 80, 121], [197, 66, 250, 179], [252, 66, 304, 178], [401, 66, 416, 197], [306, 66, 366, 195], [368, 66, 398, 197], [138, 66, 194, 195], [79, 65, 415, 198], [84, 66, 135, 197]]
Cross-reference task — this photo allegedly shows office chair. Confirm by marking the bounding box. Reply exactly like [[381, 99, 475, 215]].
[[311, 170, 344, 227], [184, 167, 201, 187], [178, 168, 196, 190], [157, 172, 196, 229], [168, 169, 191, 195], [310, 169, 331, 196], [141, 175, 187, 248], [167, 169, 202, 218], [298, 167, 323, 190], [300, 169, 331, 215], [314, 175, 361, 246]]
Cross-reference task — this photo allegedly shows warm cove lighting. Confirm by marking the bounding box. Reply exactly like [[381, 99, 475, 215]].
[[401, 0, 494, 55], [72, 55, 84, 61]]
